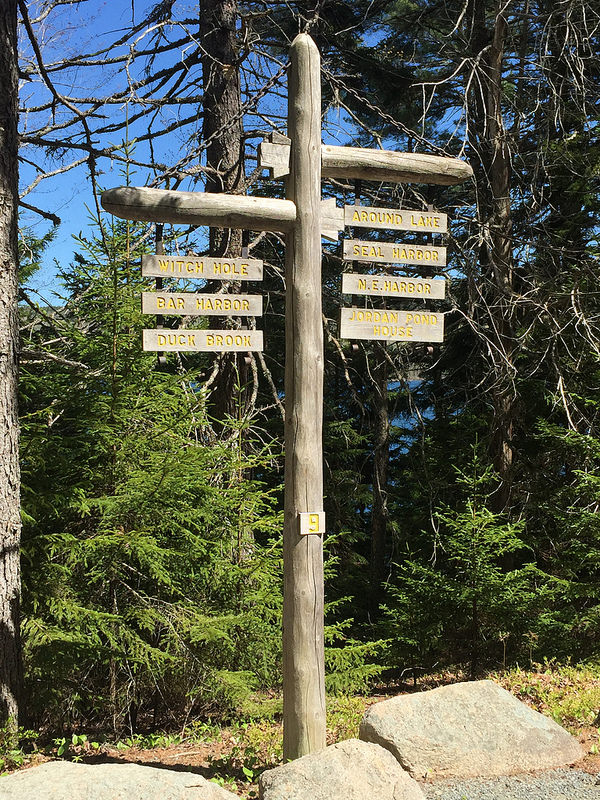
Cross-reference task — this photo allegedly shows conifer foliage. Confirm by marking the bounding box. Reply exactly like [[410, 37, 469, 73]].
[[19, 218, 284, 729]]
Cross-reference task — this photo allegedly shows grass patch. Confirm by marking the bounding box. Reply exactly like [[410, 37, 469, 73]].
[[496, 662, 600, 733]]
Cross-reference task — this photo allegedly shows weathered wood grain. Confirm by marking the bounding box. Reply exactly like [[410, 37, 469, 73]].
[[102, 186, 297, 232], [141, 254, 263, 280], [282, 33, 326, 761], [341, 273, 446, 299], [339, 307, 445, 342], [142, 329, 263, 352], [141, 292, 263, 316], [324, 146, 472, 185], [259, 140, 473, 186]]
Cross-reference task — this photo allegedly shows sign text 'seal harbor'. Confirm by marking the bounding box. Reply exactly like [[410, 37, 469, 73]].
[[343, 239, 447, 266], [344, 205, 448, 232], [339, 307, 444, 342]]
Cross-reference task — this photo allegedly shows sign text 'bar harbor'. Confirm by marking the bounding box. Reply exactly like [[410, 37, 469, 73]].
[[141, 292, 262, 316]]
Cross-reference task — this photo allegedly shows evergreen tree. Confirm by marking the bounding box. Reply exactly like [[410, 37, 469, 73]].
[[384, 446, 542, 676], [19, 215, 284, 729]]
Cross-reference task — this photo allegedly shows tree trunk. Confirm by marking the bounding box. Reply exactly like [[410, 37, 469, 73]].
[[0, 0, 23, 732], [468, 0, 515, 511], [369, 347, 389, 616], [200, 0, 248, 422]]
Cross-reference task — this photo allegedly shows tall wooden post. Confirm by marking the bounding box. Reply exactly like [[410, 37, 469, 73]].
[[101, 33, 473, 759], [282, 33, 326, 760]]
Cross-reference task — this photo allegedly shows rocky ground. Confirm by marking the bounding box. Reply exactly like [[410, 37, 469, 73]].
[[4, 667, 600, 798]]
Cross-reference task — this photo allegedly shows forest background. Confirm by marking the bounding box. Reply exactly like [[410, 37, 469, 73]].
[[1, 0, 599, 760]]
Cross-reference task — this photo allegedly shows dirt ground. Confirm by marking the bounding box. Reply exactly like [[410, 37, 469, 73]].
[[7, 671, 600, 798]]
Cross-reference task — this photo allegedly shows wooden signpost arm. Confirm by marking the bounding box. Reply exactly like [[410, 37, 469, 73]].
[[282, 33, 326, 761], [260, 141, 474, 186], [101, 186, 297, 233], [322, 145, 473, 184]]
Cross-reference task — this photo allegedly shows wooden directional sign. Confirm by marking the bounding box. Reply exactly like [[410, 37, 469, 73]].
[[339, 307, 444, 342], [101, 31, 473, 764], [344, 205, 448, 233], [141, 292, 262, 316], [341, 273, 446, 300], [142, 253, 263, 280], [343, 239, 447, 266], [143, 329, 263, 352]]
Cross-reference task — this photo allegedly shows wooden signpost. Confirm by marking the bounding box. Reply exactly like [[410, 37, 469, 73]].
[[141, 253, 264, 280], [343, 205, 448, 232], [101, 32, 472, 762], [341, 273, 446, 300], [339, 308, 445, 342], [343, 239, 447, 266]]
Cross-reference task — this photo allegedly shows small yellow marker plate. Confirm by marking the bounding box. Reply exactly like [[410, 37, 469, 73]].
[[299, 512, 326, 535]]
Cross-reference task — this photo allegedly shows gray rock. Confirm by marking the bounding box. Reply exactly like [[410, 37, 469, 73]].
[[259, 738, 425, 800], [0, 760, 238, 800], [359, 680, 583, 780]]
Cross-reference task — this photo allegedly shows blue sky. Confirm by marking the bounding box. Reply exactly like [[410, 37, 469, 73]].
[[19, 0, 436, 302], [20, 1, 220, 298]]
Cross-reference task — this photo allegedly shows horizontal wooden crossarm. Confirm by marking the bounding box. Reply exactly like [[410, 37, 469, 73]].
[[322, 145, 472, 185], [102, 187, 346, 239], [260, 138, 473, 185], [101, 186, 297, 232]]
